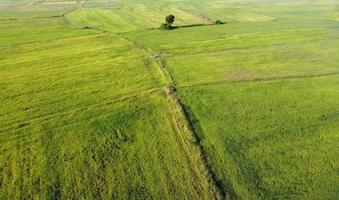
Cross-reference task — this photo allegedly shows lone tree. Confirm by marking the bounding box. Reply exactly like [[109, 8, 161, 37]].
[[166, 15, 175, 25], [161, 15, 175, 30]]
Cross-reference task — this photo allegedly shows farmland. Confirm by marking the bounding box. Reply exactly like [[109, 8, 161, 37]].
[[0, 9, 216, 200], [1, 0, 338, 199]]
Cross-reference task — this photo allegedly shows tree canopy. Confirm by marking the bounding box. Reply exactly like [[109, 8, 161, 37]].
[[161, 15, 176, 30], [166, 15, 175, 25]]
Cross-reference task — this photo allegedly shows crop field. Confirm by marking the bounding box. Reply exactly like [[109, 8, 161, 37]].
[[0, 0, 338, 199], [179, 76, 339, 199], [0, 7, 216, 199]]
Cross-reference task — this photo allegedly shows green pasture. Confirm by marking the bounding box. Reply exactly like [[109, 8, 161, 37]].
[[0, 0, 78, 20], [0, 6, 216, 199], [122, 1, 339, 198], [0, 18, 98, 46], [0, 0, 338, 199], [0, 32, 166, 130], [124, 19, 339, 86], [179, 76, 339, 199], [0, 93, 215, 199]]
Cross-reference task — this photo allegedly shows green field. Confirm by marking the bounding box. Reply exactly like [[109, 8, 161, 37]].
[[1, 0, 338, 199]]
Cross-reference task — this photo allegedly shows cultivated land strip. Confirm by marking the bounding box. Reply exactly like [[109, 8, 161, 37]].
[[0, 31, 101, 48], [0, 87, 163, 134], [179, 71, 339, 88], [0, 1, 32, 12]]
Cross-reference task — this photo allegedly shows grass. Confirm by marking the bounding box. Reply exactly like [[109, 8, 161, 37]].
[[124, 19, 339, 86], [0, 7, 217, 199], [0, 18, 98, 47], [0, 0, 77, 20], [122, 1, 339, 197], [163, 36, 339, 86], [124, 19, 339, 56], [1, 0, 338, 199], [66, 2, 210, 32], [66, 9, 139, 32], [0, 32, 167, 130], [0, 93, 215, 199], [178, 76, 339, 199]]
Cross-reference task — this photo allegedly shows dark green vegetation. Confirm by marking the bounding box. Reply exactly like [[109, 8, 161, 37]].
[[161, 15, 176, 30], [1, 0, 338, 199]]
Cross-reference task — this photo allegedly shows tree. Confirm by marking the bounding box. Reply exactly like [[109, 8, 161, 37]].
[[161, 15, 175, 30], [166, 15, 175, 25]]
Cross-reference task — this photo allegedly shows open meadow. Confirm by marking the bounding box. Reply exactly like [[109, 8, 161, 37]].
[[0, 0, 338, 199]]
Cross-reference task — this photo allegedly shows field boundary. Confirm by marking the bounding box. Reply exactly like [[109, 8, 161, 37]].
[[115, 32, 225, 198], [158, 58, 233, 199], [157, 55, 226, 200]]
